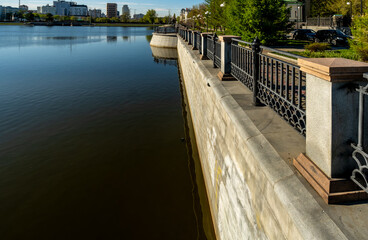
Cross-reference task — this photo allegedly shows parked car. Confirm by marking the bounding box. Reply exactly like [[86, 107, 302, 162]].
[[292, 29, 316, 41], [314, 30, 351, 46]]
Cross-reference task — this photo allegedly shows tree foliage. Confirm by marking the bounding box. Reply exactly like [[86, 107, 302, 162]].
[[311, 0, 362, 17], [226, 0, 290, 44], [144, 9, 157, 24], [350, 14, 368, 61]]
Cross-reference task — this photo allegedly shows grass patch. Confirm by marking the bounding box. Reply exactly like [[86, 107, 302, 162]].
[[94, 23, 162, 27], [289, 49, 360, 61], [275, 39, 310, 46], [0, 22, 24, 25]]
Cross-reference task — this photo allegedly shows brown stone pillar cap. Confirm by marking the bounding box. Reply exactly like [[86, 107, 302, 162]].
[[218, 35, 241, 42], [298, 58, 368, 82]]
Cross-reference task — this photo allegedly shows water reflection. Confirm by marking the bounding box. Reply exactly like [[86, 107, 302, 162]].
[[107, 36, 117, 42], [146, 35, 153, 43], [0, 26, 154, 49], [150, 46, 178, 67]]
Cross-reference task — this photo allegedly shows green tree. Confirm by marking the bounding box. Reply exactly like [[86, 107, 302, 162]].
[[45, 13, 54, 22], [226, 0, 290, 44], [143, 9, 157, 24], [24, 12, 35, 21], [121, 12, 130, 22], [350, 14, 368, 61]]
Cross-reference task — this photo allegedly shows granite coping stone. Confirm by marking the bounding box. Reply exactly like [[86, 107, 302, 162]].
[[298, 58, 368, 82]]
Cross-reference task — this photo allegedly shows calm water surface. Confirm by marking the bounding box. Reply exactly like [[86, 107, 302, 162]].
[[0, 26, 214, 239]]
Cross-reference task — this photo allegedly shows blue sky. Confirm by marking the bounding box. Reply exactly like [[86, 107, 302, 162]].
[[1, 0, 202, 16]]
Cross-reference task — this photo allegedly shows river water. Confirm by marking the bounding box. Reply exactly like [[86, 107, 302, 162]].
[[0, 26, 214, 239]]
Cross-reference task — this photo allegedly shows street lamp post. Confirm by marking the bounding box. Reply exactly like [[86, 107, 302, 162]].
[[361, 0, 363, 15], [205, 11, 209, 32], [297, 6, 300, 30], [347, 2, 352, 16]]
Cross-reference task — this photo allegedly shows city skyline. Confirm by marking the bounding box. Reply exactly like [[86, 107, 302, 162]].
[[1, 0, 202, 16]]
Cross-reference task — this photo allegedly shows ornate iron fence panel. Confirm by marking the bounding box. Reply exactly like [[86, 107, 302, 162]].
[[215, 41, 221, 68], [257, 52, 306, 135], [351, 79, 368, 193], [230, 40, 254, 91], [207, 35, 214, 61]]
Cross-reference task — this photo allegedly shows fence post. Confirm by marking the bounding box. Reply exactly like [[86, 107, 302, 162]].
[[200, 33, 210, 60], [188, 30, 192, 45], [294, 58, 368, 203], [192, 31, 198, 50], [252, 37, 262, 106], [217, 35, 241, 81], [213, 33, 217, 68]]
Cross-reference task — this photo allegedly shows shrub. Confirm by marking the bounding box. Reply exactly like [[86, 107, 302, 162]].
[[350, 14, 368, 61], [304, 43, 331, 52]]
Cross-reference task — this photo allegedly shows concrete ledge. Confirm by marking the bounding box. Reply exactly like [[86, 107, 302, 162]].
[[150, 33, 177, 48], [177, 37, 348, 240]]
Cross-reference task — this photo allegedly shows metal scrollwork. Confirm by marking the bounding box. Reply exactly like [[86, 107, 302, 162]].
[[351, 83, 368, 193]]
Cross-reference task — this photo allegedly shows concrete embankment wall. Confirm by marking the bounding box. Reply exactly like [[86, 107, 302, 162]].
[[150, 33, 177, 48], [177, 38, 348, 240]]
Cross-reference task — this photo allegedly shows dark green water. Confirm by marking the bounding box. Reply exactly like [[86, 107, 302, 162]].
[[0, 26, 214, 239]]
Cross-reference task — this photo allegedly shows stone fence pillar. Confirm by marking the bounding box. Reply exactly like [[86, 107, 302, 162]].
[[200, 33, 211, 60], [217, 35, 241, 81], [294, 58, 368, 204]]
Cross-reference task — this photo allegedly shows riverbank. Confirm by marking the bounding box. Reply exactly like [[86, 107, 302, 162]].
[[0, 22, 162, 27], [0, 22, 23, 25]]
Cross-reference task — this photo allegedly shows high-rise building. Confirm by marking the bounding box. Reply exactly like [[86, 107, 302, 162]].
[[0, 6, 19, 21], [106, 3, 117, 18], [89, 9, 102, 18], [37, 4, 56, 15], [19, 5, 28, 11], [122, 5, 129, 17], [53, 0, 87, 16], [133, 13, 144, 20]]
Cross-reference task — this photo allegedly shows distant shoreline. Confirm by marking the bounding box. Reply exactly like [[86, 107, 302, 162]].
[[0, 22, 163, 27]]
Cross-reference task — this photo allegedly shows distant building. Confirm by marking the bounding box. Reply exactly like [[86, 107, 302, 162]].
[[53, 0, 87, 16], [180, 8, 191, 22], [122, 5, 130, 17], [0, 6, 19, 21], [285, 0, 311, 22], [89, 9, 102, 18], [133, 13, 144, 20], [106, 3, 117, 18], [37, 4, 56, 15], [70, 5, 88, 16], [19, 5, 28, 11]]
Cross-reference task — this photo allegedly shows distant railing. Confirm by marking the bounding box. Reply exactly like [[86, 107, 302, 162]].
[[177, 25, 306, 135], [351, 74, 368, 193], [154, 26, 177, 34], [207, 35, 215, 61], [306, 17, 333, 27], [215, 40, 221, 68]]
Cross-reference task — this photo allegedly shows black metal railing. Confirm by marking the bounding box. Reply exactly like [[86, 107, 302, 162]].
[[215, 41, 221, 68], [154, 26, 177, 34], [231, 39, 254, 90], [207, 35, 215, 61], [177, 25, 306, 135], [351, 74, 368, 193], [258, 47, 306, 135]]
